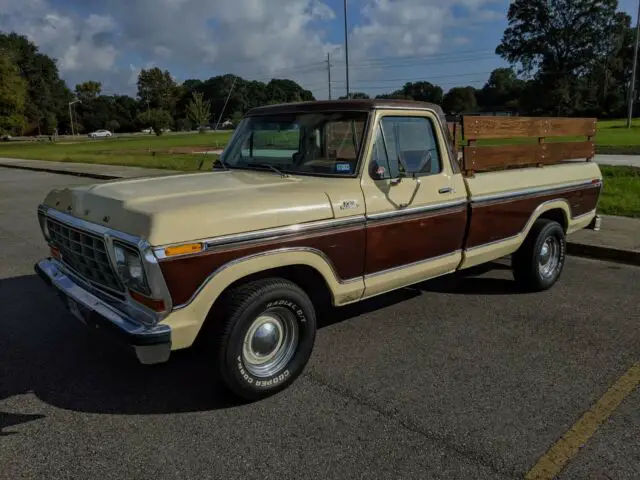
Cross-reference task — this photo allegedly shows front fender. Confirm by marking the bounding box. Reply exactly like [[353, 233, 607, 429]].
[[159, 248, 365, 350]]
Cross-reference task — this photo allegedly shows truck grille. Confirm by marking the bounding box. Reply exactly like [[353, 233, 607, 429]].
[[47, 218, 123, 295]]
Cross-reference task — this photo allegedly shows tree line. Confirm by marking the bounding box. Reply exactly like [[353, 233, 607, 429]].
[[0, 0, 638, 137]]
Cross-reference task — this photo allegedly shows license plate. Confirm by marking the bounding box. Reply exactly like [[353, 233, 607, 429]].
[[68, 298, 86, 325]]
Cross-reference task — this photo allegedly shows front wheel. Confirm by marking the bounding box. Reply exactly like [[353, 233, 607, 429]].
[[212, 278, 317, 401], [512, 218, 566, 292]]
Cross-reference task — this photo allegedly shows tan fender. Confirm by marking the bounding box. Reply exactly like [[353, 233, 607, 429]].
[[160, 248, 365, 350]]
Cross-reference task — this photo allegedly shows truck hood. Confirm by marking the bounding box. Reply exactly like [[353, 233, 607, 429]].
[[42, 170, 338, 246]]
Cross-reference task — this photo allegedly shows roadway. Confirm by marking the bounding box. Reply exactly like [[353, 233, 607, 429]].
[[1, 169, 638, 479]]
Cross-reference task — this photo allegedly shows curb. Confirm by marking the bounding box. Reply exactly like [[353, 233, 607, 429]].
[[567, 242, 640, 267], [0, 163, 123, 180]]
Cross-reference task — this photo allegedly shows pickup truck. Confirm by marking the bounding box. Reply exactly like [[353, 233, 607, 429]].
[[34, 99, 603, 400]]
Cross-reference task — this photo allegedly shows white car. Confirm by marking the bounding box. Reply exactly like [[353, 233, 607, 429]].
[[88, 129, 113, 138]]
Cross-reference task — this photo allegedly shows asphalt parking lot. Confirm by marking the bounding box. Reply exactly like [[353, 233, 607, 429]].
[[1, 168, 638, 479]]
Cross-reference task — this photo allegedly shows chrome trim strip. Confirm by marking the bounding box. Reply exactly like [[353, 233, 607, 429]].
[[464, 199, 572, 252], [365, 199, 467, 221], [205, 216, 365, 249], [36, 258, 171, 341], [38, 205, 174, 321], [153, 215, 367, 259], [364, 250, 462, 279], [172, 247, 362, 311], [471, 179, 602, 205]]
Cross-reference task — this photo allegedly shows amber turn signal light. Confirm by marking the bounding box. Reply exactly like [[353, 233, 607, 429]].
[[163, 243, 203, 257]]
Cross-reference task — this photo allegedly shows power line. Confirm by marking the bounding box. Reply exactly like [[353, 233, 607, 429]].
[[330, 71, 495, 85]]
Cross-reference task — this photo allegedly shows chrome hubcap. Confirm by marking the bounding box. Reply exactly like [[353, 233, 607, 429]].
[[242, 307, 299, 378], [538, 237, 560, 279]]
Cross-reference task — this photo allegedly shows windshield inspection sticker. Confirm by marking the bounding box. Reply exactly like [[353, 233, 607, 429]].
[[335, 163, 351, 173]]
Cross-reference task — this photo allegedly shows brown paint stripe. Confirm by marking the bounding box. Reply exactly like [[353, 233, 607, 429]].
[[467, 184, 601, 248]]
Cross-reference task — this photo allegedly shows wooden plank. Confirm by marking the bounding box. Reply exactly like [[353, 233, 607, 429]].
[[462, 141, 595, 172], [462, 116, 597, 140]]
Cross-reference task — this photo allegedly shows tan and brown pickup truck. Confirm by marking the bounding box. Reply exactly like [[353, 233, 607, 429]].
[[34, 99, 602, 400]]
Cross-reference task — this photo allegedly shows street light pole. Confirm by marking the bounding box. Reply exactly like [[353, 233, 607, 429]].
[[343, 0, 350, 99], [627, 0, 640, 128]]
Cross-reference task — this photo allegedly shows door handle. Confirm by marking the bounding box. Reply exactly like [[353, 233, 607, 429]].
[[438, 187, 452, 194]]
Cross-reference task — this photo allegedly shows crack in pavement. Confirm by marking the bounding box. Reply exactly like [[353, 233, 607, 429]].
[[302, 370, 518, 479]]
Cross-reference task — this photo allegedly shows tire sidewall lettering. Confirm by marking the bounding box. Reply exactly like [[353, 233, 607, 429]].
[[266, 299, 307, 323]]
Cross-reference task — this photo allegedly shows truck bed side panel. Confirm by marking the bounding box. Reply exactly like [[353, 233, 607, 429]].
[[460, 162, 602, 268]]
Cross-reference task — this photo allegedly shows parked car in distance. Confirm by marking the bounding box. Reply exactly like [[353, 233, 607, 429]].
[[88, 129, 112, 138], [34, 99, 603, 402]]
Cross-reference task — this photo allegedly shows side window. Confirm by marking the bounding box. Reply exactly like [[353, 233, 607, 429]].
[[374, 116, 442, 178]]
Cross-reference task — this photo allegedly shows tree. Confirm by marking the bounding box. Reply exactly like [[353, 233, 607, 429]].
[[374, 82, 444, 103], [496, 0, 622, 115], [0, 51, 27, 135], [186, 91, 212, 132], [340, 92, 370, 99], [477, 68, 526, 112], [0, 32, 72, 135], [136, 108, 173, 136], [400, 82, 444, 104], [442, 87, 478, 114], [75, 81, 102, 102], [137, 67, 181, 115]]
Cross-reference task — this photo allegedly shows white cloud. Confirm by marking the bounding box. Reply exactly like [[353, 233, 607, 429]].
[[0, 0, 505, 98]]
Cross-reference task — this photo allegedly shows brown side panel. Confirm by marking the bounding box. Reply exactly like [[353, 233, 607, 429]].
[[462, 116, 597, 140], [160, 226, 366, 306], [466, 184, 601, 248], [463, 141, 595, 172], [365, 207, 467, 275]]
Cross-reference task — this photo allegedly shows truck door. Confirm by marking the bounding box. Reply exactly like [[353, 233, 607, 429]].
[[360, 109, 468, 298]]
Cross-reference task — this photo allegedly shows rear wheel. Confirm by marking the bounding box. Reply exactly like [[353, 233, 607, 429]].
[[212, 278, 317, 401], [512, 218, 566, 292]]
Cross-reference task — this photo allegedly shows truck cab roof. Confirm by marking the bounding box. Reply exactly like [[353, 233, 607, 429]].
[[246, 99, 446, 117]]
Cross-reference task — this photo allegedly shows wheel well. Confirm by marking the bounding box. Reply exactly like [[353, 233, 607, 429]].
[[208, 265, 334, 319], [537, 208, 568, 232]]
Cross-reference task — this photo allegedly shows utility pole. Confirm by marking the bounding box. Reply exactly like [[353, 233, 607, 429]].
[[627, 0, 640, 128], [343, 0, 350, 99], [326, 52, 332, 100]]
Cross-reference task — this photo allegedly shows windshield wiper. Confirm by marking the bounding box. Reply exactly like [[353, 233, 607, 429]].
[[255, 163, 289, 178]]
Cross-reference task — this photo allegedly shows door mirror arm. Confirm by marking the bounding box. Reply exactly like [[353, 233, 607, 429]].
[[399, 178, 421, 208]]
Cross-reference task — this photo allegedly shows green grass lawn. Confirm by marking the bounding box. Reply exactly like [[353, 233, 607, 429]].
[[598, 166, 640, 218], [1, 118, 639, 172], [0, 132, 232, 171]]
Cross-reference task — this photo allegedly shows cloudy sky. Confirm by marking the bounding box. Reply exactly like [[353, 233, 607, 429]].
[[1, 0, 638, 99]]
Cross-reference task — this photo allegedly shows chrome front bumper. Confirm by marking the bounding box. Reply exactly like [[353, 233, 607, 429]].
[[34, 258, 172, 365]]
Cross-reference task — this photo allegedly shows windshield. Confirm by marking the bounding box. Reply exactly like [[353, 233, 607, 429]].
[[220, 111, 369, 177]]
